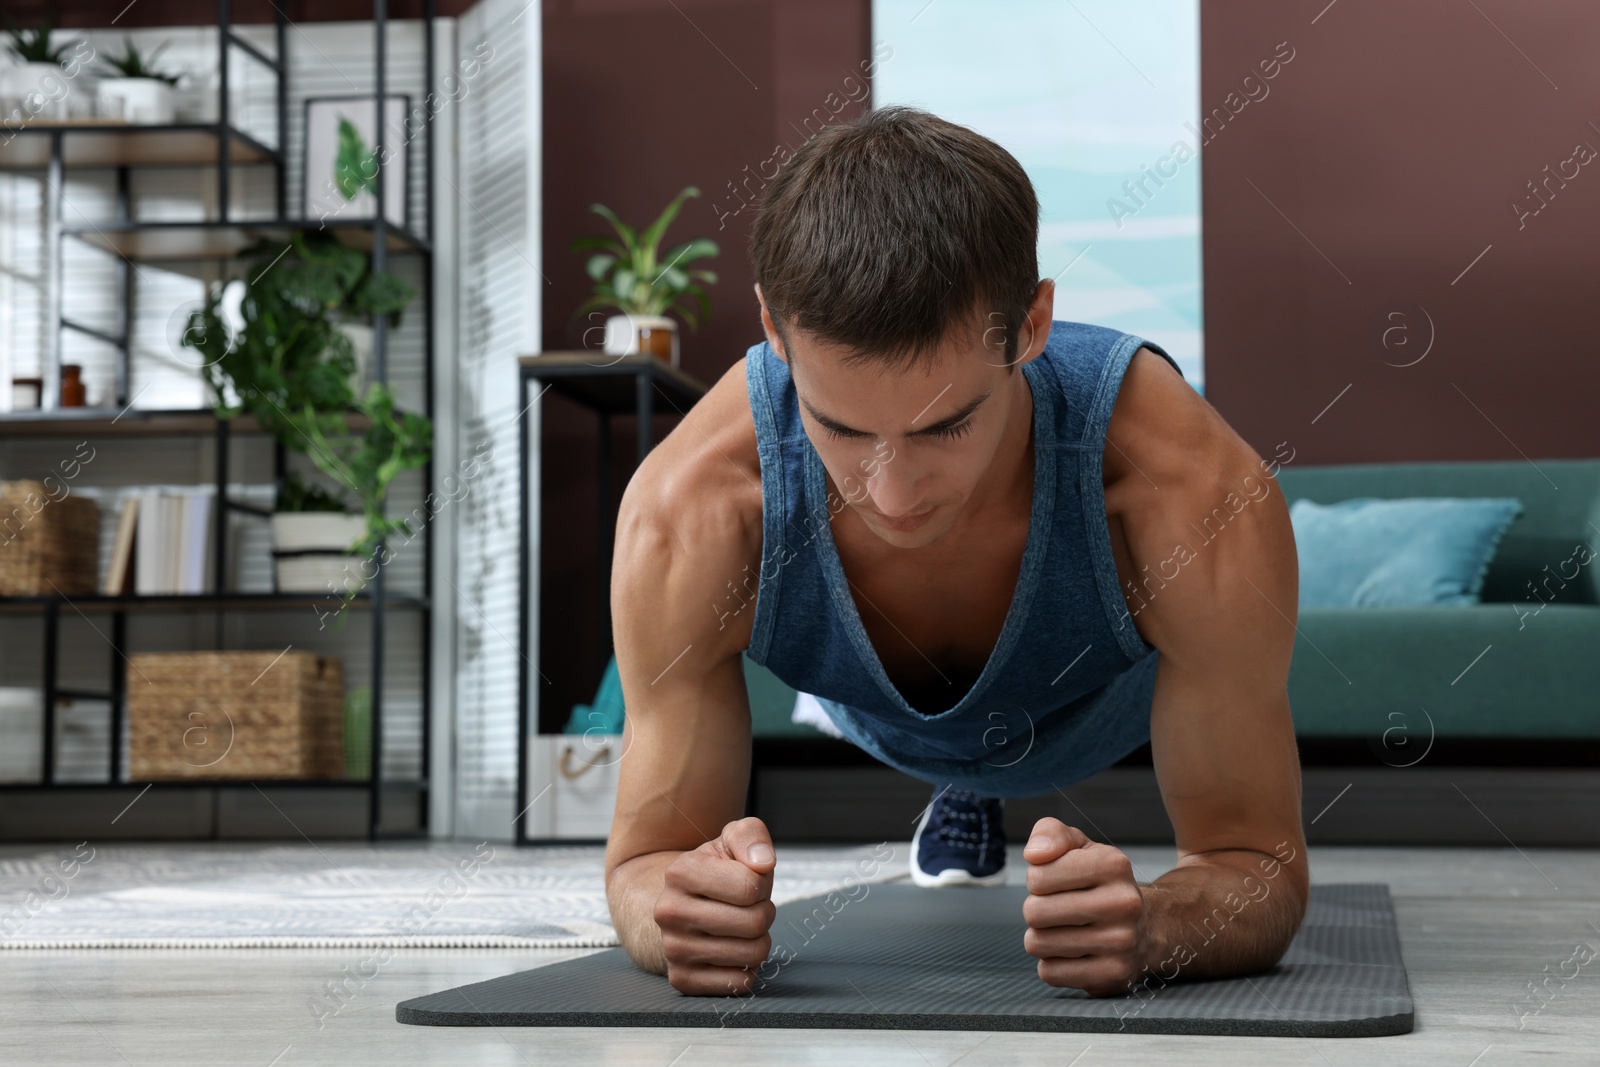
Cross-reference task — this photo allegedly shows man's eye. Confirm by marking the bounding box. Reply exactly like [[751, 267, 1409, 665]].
[[822, 425, 871, 442], [929, 420, 973, 441]]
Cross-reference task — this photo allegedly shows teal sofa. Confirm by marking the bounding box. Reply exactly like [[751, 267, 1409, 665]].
[[746, 458, 1600, 744], [1274, 458, 1600, 740]]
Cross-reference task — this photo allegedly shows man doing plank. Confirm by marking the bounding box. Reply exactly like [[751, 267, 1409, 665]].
[[605, 105, 1308, 997]]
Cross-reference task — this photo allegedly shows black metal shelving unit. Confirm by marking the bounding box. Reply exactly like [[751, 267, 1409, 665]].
[[513, 353, 708, 844], [0, 2, 436, 841]]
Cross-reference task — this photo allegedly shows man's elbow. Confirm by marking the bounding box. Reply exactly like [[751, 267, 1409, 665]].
[[1261, 857, 1310, 969]]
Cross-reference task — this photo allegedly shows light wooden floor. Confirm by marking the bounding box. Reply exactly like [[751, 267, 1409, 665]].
[[1, 843, 1597, 1066]]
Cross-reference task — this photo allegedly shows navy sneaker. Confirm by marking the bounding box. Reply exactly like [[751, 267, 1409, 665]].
[[910, 785, 1008, 887]]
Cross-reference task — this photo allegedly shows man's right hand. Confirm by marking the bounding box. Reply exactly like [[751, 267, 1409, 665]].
[[652, 816, 778, 995]]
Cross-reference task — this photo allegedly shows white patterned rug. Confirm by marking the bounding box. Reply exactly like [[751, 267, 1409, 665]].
[[0, 841, 909, 949]]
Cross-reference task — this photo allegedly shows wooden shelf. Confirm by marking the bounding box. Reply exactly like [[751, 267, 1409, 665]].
[[63, 218, 430, 263], [0, 407, 388, 436], [0, 122, 279, 170], [0, 591, 429, 615], [0, 779, 382, 791]]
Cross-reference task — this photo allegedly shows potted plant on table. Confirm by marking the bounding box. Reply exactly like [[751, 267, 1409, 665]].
[[2, 17, 75, 122], [568, 185, 718, 367], [181, 230, 431, 604], [95, 37, 183, 124]]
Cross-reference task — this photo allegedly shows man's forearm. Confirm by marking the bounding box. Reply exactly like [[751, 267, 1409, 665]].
[[1137, 841, 1308, 984], [606, 851, 684, 975]]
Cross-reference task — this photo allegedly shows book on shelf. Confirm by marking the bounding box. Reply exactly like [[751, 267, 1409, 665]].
[[181, 492, 213, 594], [102, 496, 139, 595], [132, 488, 216, 595]]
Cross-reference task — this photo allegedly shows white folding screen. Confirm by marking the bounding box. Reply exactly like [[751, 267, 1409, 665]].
[[450, 0, 542, 841]]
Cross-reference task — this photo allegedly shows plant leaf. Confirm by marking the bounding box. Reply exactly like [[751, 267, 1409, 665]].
[[637, 187, 700, 267], [334, 117, 378, 201], [572, 294, 623, 318], [659, 237, 718, 268], [587, 203, 637, 252], [611, 268, 637, 308]]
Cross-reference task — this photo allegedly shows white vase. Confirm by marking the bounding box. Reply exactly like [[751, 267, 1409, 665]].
[[96, 77, 176, 124], [1, 62, 71, 122], [601, 313, 679, 365], [270, 512, 369, 594]]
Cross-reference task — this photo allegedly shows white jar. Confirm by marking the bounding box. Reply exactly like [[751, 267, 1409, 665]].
[[96, 77, 177, 124], [1, 62, 71, 122], [601, 313, 679, 365]]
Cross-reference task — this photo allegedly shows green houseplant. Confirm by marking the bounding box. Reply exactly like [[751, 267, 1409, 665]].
[[568, 185, 718, 365], [2, 17, 76, 121], [181, 230, 431, 602], [95, 37, 183, 123], [2, 17, 72, 65], [96, 37, 182, 84]]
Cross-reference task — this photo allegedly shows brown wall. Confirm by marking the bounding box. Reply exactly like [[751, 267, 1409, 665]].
[[539, 0, 871, 727], [541, 0, 1600, 724], [1200, 0, 1600, 465]]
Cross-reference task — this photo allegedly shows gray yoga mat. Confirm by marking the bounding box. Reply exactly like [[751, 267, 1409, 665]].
[[396, 882, 1413, 1037]]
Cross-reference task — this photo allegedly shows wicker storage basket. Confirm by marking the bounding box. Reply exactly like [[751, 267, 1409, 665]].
[[128, 651, 345, 780], [0, 480, 100, 596]]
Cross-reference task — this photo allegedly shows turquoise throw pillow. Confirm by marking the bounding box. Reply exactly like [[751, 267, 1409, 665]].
[[1288, 496, 1524, 608], [564, 654, 625, 735]]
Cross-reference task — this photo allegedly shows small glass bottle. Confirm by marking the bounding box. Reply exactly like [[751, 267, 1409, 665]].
[[60, 365, 86, 407]]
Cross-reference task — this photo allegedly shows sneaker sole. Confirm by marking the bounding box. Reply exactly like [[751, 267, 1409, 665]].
[[909, 864, 1009, 888]]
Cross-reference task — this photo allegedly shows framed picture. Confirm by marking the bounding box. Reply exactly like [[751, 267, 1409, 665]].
[[302, 94, 411, 229]]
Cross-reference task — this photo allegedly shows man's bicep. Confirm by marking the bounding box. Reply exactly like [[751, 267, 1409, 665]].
[[1138, 456, 1306, 865]]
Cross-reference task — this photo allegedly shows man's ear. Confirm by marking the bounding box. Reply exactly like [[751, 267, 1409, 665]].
[[754, 283, 789, 364], [1011, 280, 1054, 369]]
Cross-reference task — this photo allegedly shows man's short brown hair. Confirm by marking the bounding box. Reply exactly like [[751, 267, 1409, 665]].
[[750, 105, 1040, 372]]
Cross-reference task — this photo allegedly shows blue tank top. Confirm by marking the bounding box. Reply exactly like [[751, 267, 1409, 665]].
[[743, 321, 1183, 797]]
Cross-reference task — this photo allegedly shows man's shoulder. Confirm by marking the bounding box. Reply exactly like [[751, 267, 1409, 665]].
[[614, 357, 766, 630], [1101, 347, 1293, 652], [1102, 346, 1236, 493], [1100, 345, 1262, 580]]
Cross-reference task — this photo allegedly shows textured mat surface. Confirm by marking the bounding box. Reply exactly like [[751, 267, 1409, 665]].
[[396, 882, 1413, 1036]]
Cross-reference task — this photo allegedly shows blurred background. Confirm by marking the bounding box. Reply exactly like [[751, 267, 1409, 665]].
[[0, 0, 1595, 846]]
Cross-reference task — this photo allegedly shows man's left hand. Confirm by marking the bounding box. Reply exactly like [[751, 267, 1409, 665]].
[[1021, 817, 1150, 996]]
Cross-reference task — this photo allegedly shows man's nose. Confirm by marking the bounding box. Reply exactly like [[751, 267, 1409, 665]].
[[865, 448, 920, 516]]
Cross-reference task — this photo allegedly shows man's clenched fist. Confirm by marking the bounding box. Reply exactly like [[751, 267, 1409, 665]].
[[1021, 817, 1149, 996], [653, 816, 778, 995]]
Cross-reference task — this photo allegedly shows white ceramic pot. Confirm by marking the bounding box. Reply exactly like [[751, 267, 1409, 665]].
[[96, 77, 176, 124], [602, 313, 678, 365], [2, 62, 71, 121], [270, 512, 369, 594], [275, 555, 368, 595]]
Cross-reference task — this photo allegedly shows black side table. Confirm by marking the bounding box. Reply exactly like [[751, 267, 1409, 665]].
[[516, 352, 709, 843]]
